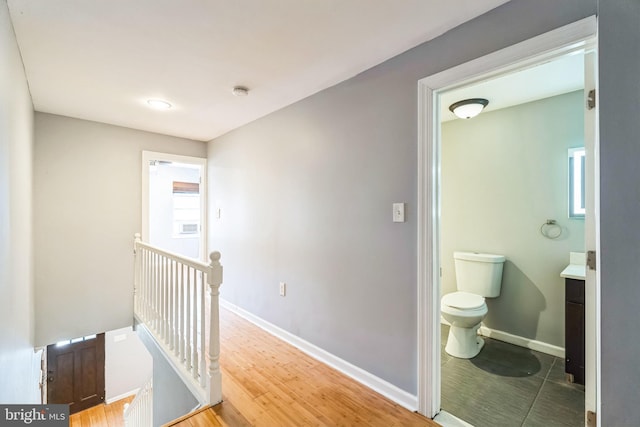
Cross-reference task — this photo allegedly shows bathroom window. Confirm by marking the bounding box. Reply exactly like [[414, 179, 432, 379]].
[[568, 147, 585, 218]]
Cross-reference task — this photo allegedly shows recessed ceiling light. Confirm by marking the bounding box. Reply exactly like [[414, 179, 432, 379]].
[[147, 99, 172, 110], [232, 86, 249, 97]]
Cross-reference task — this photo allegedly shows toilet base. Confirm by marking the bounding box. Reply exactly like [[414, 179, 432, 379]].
[[445, 324, 485, 359]]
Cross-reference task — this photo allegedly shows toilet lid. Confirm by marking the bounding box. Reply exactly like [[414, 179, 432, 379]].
[[442, 292, 485, 310]]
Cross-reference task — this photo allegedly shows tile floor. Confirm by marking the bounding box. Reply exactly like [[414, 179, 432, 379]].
[[441, 324, 585, 427]]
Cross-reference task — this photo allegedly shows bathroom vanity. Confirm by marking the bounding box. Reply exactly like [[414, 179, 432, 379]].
[[560, 253, 586, 385]]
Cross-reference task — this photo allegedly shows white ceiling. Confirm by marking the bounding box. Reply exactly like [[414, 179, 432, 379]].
[[440, 52, 584, 121], [8, 0, 510, 141]]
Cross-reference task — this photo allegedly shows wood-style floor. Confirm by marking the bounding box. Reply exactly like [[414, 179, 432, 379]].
[[70, 395, 134, 427], [74, 308, 437, 426], [167, 308, 437, 427]]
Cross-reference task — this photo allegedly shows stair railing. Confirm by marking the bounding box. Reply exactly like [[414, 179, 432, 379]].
[[123, 376, 153, 427], [133, 233, 223, 406]]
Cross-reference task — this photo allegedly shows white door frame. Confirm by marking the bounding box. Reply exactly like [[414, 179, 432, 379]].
[[142, 150, 208, 262], [416, 16, 599, 420]]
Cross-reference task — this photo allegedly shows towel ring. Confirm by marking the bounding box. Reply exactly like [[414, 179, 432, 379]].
[[540, 220, 562, 239]]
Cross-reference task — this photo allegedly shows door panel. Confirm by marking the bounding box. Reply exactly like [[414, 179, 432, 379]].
[[47, 333, 105, 414], [54, 352, 75, 403], [583, 49, 598, 417]]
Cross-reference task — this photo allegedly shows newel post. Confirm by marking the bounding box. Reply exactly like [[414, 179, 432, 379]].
[[207, 251, 223, 405]]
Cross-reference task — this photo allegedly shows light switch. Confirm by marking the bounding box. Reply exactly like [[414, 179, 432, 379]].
[[393, 203, 405, 222]]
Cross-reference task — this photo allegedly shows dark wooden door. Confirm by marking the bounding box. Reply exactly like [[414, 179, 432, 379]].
[[47, 333, 105, 414]]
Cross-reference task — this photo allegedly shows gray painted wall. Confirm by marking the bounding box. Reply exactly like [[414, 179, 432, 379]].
[[136, 325, 198, 427], [441, 91, 585, 347], [208, 0, 596, 394], [0, 0, 41, 403], [105, 326, 153, 402], [598, 0, 640, 425], [33, 113, 206, 346]]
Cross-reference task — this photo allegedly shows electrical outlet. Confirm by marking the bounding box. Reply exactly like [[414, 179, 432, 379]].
[[279, 282, 286, 297]]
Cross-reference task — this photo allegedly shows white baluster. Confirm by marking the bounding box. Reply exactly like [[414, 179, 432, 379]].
[[146, 249, 151, 322], [185, 266, 192, 373], [158, 254, 162, 331], [139, 248, 145, 321], [171, 259, 177, 352], [162, 255, 168, 342], [151, 252, 156, 330], [180, 263, 186, 362], [166, 256, 171, 345], [155, 252, 160, 331], [158, 255, 163, 337], [199, 270, 206, 387], [163, 255, 169, 342], [192, 266, 199, 380]]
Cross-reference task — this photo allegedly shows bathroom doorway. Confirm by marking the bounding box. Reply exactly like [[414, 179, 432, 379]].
[[416, 17, 599, 426]]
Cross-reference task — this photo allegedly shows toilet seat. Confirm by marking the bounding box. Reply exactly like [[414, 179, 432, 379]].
[[441, 291, 485, 310]]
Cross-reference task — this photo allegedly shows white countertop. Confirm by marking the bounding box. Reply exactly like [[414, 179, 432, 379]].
[[560, 252, 586, 280]]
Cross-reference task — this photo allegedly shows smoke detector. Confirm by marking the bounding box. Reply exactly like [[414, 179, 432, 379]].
[[232, 86, 249, 97]]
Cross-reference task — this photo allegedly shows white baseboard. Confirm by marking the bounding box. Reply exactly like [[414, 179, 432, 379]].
[[221, 299, 418, 411], [477, 326, 565, 358], [440, 318, 564, 358], [106, 388, 139, 405]]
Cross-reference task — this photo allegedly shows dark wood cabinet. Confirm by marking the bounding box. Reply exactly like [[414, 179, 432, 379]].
[[565, 278, 585, 385]]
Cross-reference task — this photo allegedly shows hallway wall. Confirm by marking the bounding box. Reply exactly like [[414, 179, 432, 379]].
[[135, 325, 198, 426], [33, 113, 206, 346], [208, 0, 596, 395], [0, 0, 41, 403], [105, 326, 153, 403]]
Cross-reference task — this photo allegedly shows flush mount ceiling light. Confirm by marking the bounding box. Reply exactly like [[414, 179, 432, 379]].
[[146, 99, 172, 110], [449, 98, 489, 119], [232, 86, 249, 97]]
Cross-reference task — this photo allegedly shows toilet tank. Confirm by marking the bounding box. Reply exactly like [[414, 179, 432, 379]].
[[454, 252, 505, 297]]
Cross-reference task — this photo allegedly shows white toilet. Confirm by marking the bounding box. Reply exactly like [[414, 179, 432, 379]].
[[441, 251, 505, 359]]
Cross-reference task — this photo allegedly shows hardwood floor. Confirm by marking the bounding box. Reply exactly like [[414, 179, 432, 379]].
[[74, 308, 437, 426], [166, 308, 437, 427], [69, 395, 134, 427]]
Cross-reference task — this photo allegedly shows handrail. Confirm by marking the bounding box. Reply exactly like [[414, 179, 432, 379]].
[[133, 233, 223, 406], [135, 239, 210, 271]]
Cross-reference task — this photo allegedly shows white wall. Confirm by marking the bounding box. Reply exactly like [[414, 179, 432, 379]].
[[0, 0, 41, 403], [441, 91, 585, 347], [33, 113, 206, 346], [105, 326, 152, 403]]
